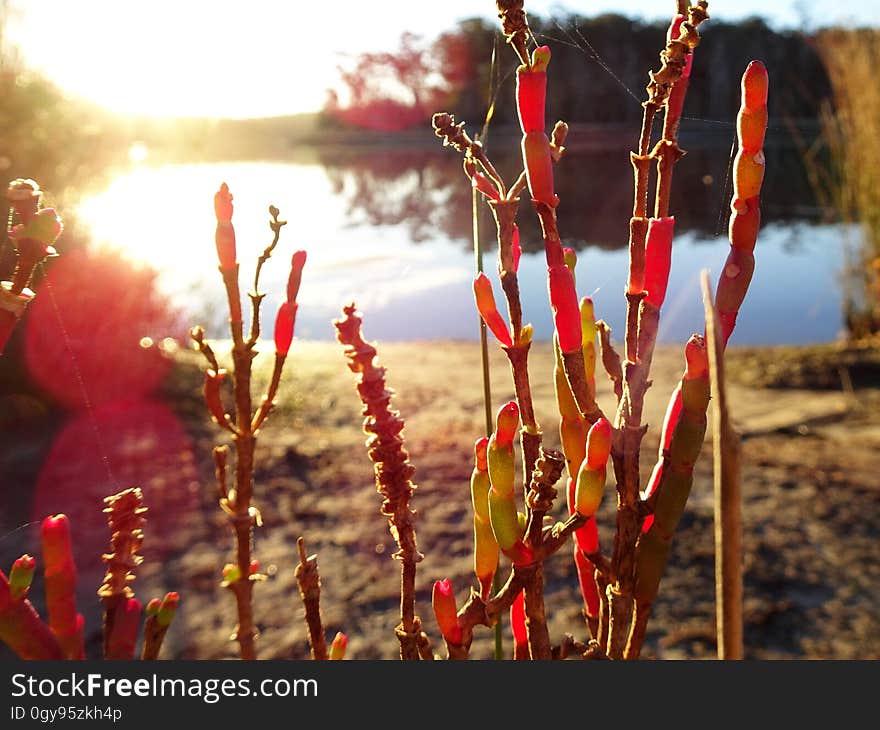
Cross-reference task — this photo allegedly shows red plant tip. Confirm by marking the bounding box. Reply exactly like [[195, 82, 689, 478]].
[[742, 60, 769, 112], [214, 183, 233, 223], [644, 216, 675, 307], [512, 225, 522, 273], [548, 264, 581, 353], [472, 172, 501, 201], [510, 590, 527, 647], [473, 273, 513, 347], [12, 554, 35, 572], [515, 47, 550, 134], [494, 401, 520, 446], [157, 592, 179, 626], [432, 579, 462, 645], [684, 334, 708, 379], [40, 514, 72, 567], [274, 302, 298, 355], [434, 578, 453, 598], [9, 555, 36, 600], [474, 436, 489, 472], [145, 598, 161, 617], [330, 632, 348, 660], [530, 45, 551, 72], [287, 250, 307, 303], [248, 560, 260, 575], [585, 418, 613, 469]]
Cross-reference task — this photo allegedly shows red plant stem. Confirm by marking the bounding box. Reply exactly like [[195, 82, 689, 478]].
[[229, 337, 258, 660], [596, 321, 624, 402], [533, 202, 603, 425], [221, 267, 244, 336], [41, 515, 84, 659], [489, 199, 542, 486], [0, 572, 63, 659], [606, 6, 710, 659], [141, 617, 169, 661], [653, 140, 685, 219], [252, 354, 286, 432], [504, 343, 541, 496], [522, 562, 551, 659]]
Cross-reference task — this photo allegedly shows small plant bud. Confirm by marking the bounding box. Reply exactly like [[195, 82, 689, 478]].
[[9, 555, 35, 600], [221, 563, 241, 587], [145, 598, 161, 617], [531, 45, 551, 71], [493, 401, 520, 447], [214, 184, 237, 271], [214, 182, 233, 223], [432, 579, 462, 645], [157, 592, 179, 627], [40, 515, 73, 568], [472, 171, 502, 200], [563, 247, 577, 277], [551, 120, 569, 157], [473, 273, 513, 347], [684, 335, 708, 379], [329, 632, 348, 660], [474, 436, 489, 472]]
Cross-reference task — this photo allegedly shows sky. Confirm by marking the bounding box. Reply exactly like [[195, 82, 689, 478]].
[[5, 0, 878, 118]]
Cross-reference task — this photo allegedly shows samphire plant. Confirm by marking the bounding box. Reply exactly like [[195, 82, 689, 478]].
[[334, 0, 767, 660], [1, 0, 769, 661]]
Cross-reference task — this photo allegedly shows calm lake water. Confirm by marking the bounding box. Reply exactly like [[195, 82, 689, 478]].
[[74, 143, 856, 346]]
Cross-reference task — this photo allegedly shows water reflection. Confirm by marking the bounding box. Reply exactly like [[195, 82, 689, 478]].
[[315, 126, 820, 252], [74, 142, 845, 345]]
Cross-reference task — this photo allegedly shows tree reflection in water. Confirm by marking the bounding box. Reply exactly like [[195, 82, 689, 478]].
[[316, 126, 819, 255]]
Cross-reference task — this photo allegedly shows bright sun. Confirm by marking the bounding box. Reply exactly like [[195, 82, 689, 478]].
[[6, 1, 867, 119]]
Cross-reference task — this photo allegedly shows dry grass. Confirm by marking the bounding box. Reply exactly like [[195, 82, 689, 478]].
[[809, 29, 880, 336]]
